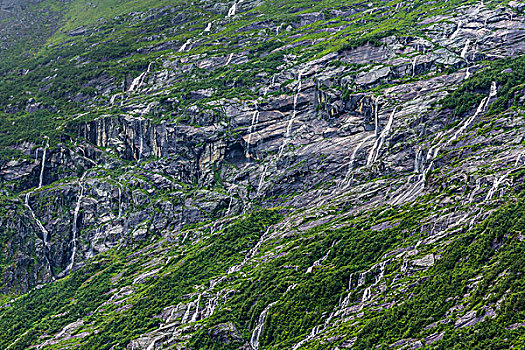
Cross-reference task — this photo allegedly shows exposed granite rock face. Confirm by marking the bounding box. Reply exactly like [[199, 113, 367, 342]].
[[1, 1, 525, 348], [4, 1, 525, 292]]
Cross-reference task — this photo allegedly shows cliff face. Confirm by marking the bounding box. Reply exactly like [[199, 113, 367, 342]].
[[1, 0, 525, 349]]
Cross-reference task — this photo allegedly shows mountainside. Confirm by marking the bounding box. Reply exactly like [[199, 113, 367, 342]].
[[1, 0, 525, 349]]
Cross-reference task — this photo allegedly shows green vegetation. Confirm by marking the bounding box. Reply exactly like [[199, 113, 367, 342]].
[[442, 56, 525, 117], [1, 0, 525, 349]]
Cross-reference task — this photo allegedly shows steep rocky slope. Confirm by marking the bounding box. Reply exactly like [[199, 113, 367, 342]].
[[1, 0, 525, 349]]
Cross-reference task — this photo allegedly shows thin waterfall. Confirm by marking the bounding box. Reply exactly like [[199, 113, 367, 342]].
[[204, 22, 212, 32], [24, 193, 50, 246], [393, 83, 496, 206], [190, 294, 202, 323], [178, 39, 191, 52], [342, 134, 376, 187], [146, 336, 163, 350], [225, 184, 238, 216], [367, 106, 397, 166], [465, 67, 471, 80], [461, 39, 470, 60], [411, 56, 417, 76], [469, 177, 482, 202], [278, 72, 302, 158], [24, 193, 54, 279], [450, 81, 497, 144], [450, 20, 462, 39], [227, 1, 238, 17], [293, 261, 389, 349], [128, 62, 153, 92], [226, 192, 234, 216], [181, 300, 194, 324], [358, 272, 366, 286], [486, 154, 522, 200], [291, 325, 322, 350], [128, 72, 146, 92], [250, 302, 277, 350], [306, 250, 330, 273], [256, 165, 268, 195], [276, 23, 284, 35], [228, 227, 271, 274], [109, 93, 121, 105], [414, 148, 424, 173], [65, 174, 86, 273], [376, 261, 387, 283], [204, 292, 220, 318], [38, 139, 49, 189], [225, 53, 234, 66], [362, 287, 372, 302], [285, 284, 298, 294], [246, 102, 260, 157]]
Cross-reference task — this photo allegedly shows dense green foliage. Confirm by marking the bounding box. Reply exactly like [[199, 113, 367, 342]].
[[1, 0, 525, 349], [442, 56, 525, 117], [4, 196, 525, 349]]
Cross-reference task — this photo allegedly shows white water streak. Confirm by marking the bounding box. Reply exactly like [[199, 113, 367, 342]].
[[128, 62, 153, 92], [24, 193, 49, 246], [65, 174, 86, 272], [38, 139, 49, 189], [367, 106, 397, 166], [246, 103, 260, 156], [342, 134, 375, 186], [178, 39, 191, 52], [461, 39, 470, 60], [250, 302, 277, 350], [306, 250, 330, 273], [278, 73, 303, 158]]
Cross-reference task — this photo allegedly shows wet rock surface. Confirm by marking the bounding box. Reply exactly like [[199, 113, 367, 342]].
[[1, 0, 525, 349]]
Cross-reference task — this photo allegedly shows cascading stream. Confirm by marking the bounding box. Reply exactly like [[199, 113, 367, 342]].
[[486, 154, 523, 200], [342, 134, 376, 187], [181, 300, 194, 324], [24, 193, 50, 246], [461, 39, 470, 61], [225, 185, 237, 216], [23, 193, 54, 279], [278, 72, 303, 158], [256, 165, 268, 195], [190, 294, 202, 323], [38, 138, 49, 189], [203, 292, 220, 318], [178, 39, 191, 52], [393, 82, 497, 205], [246, 102, 259, 157], [293, 261, 389, 349], [227, 0, 242, 17], [412, 56, 418, 76], [367, 106, 397, 166], [225, 53, 234, 66], [65, 173, 87, 273], [128, 62, 153, 92], [228, 227, 271, 274], [306, 250, 330, 273], [250, 302, 277, 350]]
